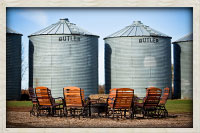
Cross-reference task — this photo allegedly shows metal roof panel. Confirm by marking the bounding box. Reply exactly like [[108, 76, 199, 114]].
[[104, 21, 171, 39], [29, 18, 98, 37], [173, 33, 193, 43], [6, 27, 22, 35]]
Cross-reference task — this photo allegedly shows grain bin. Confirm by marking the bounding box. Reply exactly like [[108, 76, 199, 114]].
[[104, 21, 172, 97], [6, 27, 22, 100], [29, 18, 99, 98], [173, 33, 193, 99]]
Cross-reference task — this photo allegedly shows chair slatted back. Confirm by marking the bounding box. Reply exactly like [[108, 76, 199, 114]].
[[159, 87, 170, 105], [114, 88, 134, 109], [35, 86, 52, 106], [63, 86, 84, 107], [144, 87, 162, 108], [108, 88, 117, 108], [28, 87, 37, 105]]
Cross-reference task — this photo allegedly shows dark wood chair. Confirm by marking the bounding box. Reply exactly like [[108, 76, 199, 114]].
[[135, 87, 162, 118], [35, 86, 63, 117], [157, 87, 170, 117], [107, 88, 134, 119], [63, 86, 88, 119], [28, 87, 38, 116]]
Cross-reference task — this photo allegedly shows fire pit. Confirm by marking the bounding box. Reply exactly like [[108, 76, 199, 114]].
[[89, 98, 107, 117]]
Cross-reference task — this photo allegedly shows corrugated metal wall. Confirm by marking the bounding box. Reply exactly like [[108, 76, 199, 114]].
[[29, 35, 98, 97], [105, 37, 172, 97], [6, 34, 22, 100], [173, 41, 193, 99]]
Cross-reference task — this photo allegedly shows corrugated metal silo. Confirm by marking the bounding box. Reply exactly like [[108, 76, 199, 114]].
[[29, 18, 99, 98], [6, 27, 22, 100], [173, 33, 193, 99], [104, 21, 172, 97]]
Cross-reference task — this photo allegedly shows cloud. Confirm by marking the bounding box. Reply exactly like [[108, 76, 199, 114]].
[[19, 10, 48, 27]]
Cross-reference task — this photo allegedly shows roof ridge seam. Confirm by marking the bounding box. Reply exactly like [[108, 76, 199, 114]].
[[47, 22, 60, 34], [64, 20, 72, 34], [55, 22, 62, 34]]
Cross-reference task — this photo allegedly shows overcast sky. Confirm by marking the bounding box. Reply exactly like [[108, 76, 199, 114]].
[[6, 7, 192, 89]]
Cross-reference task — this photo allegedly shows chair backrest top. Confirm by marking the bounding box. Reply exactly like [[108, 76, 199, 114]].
[[114, 88, 134, 109], [147, 87, 162, 96], [35, 86, 52, 106], [63, 86, 84, 107], [109, 88, 117, 97]]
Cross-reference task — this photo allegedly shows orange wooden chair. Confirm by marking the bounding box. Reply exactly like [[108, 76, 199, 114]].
[[135, 87, 162, 118], [107, 88, 134, 119], [157, 87, 170, 117], [63, 86, 88, 118], [35, 86, 63, 116]]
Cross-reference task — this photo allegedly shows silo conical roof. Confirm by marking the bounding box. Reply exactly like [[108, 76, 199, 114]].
[[6, 27, 22, 35], [104, 21, 171, 39], [29, 18, 98, 37], [173, 33, 193, 43]]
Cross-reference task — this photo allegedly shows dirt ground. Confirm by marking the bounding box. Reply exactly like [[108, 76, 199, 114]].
[[6, 107, 192, 128]]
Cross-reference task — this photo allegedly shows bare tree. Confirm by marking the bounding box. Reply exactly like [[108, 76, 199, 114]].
[[21, 43, 28, 89], [98, 84, 105, 94]]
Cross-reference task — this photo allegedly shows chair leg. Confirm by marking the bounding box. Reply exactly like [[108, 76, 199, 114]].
[[124, 109, 126, 118], [73, 109, 76, 118], [30, 106, 33, 116], [37, 108, 41, 117], [64, 107, 68, 117], [132, 108, 135, 119], [120, 109, 122, 118], [112, 109, 114, 119], [163, 106, 168, 117], [70, 108, 72, 117], [52, 107, 55, 116], [30, 104, 37, 117], [165, 110, 168, 117], [79, 109, 81, 120], [142, 109, 145, 118]]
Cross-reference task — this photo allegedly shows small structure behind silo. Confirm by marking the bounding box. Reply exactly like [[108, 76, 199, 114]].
[[173, 33, 193, 99], [29, 18, 99, 98], [6, 27, 22, 100], [104, 21, 172, 97]]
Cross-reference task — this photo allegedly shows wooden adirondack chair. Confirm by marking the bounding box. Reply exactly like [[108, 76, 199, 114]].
[[157, 87, 170, 117], [63, 86, 88, 119], [35, 86, 63, 116], [135, 87, 162, 118], [107, 88, 134, 119], [28, 87, 38, 116]]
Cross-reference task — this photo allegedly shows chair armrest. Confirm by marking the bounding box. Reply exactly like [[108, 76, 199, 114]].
[[52, 97, 64, 104], [53, 97, 64, 100], [83, 98, 91, 107], [107, 97, 116, 104]]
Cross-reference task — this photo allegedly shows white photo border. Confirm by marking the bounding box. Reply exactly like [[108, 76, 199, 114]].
[[0, 0, 200, 132]]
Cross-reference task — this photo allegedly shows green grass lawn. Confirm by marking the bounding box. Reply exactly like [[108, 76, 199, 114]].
[[7, 99, 193, 113], [6, 101, 32, 107], [166, 99, 193, 113]]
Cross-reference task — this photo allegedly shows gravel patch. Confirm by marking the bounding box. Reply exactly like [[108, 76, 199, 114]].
[[6, 111, 192, 128]]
